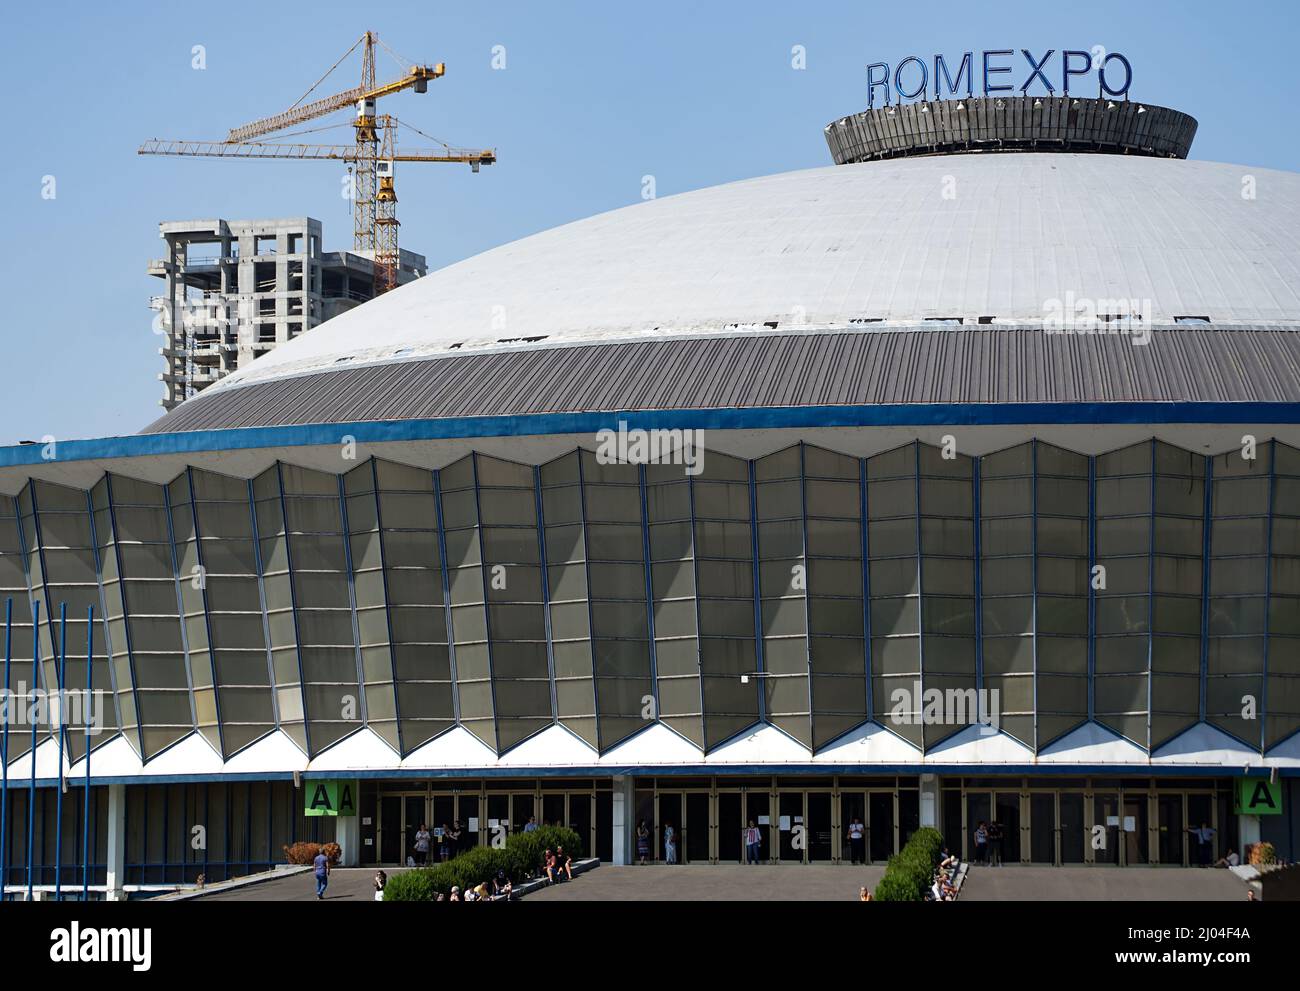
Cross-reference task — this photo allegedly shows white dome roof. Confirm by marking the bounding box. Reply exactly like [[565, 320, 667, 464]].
[[213, 152, 1300, 392]]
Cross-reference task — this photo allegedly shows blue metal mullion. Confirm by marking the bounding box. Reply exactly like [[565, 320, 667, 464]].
[[974, 453, 985, 695], [913, 442, 926, 751], [1, 597, 10, 901], [470, 455, 500, 749], [686, 464, 706, 749], [1030, 442, 1039, 751], [431, 468, 461, 725], [27, 600, 40, 900], [247, 478, 281, 732], [861, 458, 872, 723], [1261, 441, 1276, 754], [185, 469, 225, 756], [535, 464, 559, 727], [161, 483, 199, 736], [25, 484, 64, 770], [796, 448, 811, 737], [369, 458, 404, 755], [336, 472, 369, 729], [749, 457, 769, 726], [275, 462, 311, 757], [105, 476, 147, 757], [1146, 439, 1157, 753], [1199, 455, 1213, 727], [1087, 456, 1097, 723], [82, 605, 92, 901], [639, 464, 660, 722], [54, 604, 66, 900]]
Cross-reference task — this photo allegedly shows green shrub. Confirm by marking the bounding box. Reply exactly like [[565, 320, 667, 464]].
[[871, 827, 944, 902], [383, 823, 586, 900]]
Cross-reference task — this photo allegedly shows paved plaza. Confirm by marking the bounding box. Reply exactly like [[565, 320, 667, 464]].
[[192, 863, 1249, 902]]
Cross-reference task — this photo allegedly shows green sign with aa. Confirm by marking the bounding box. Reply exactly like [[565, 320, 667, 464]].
[[304, 780, 357, 817], [1235, 778, 1282, 816]]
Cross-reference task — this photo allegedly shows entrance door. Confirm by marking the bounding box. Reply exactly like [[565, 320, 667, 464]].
[[457, 794, 481, 852], [486, 794, 510, 848], [1093, 793, 1120, 865], [379, 795, 402, 864], [807, 793, 833, 862], [718, 793, 743, 863], [1029, 793, 1056, 863], [868, 792, 894, 863], [570, 794, 595, 859], [994, 791, 1021, 864], [1059, 792, 1085, 864], [1123, 794, 1149, 865], [685, 793, 710, 864], [777, 793, 803, 862], [658, 793, 683, 863], [1187, 794, 1214, 866], [1157, 795, 1184, 865], [965, 792, 990, 862]]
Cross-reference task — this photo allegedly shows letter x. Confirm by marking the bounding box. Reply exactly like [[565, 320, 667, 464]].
[[1020, 49, 1055, 94]]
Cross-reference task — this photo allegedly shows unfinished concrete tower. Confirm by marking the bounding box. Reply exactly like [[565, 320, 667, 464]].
[[149, 217, 427, 410]]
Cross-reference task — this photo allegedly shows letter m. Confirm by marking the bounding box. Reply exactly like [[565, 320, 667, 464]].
[[934, 53, 973, 99]]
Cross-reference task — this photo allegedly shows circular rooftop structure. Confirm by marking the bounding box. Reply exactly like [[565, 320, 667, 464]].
[[146, 150, 1300, 434]]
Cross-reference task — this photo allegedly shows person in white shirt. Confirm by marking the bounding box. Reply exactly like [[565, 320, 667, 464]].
[[1214, 848, 1240, 868], [846, 818, 866, 865]]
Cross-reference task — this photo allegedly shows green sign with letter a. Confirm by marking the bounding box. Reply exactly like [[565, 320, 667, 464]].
[[304, 780, 358, 817], [1234, 778, 1282, 816]]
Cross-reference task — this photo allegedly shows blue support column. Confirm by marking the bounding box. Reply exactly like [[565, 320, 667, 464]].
[[1, 597, 11, 901], [369, 458, 404, 755], [431, 469, 461, 725], [1030, 442, 1039, 751], [1261, 441, 1277, 753], [274, 462, 311, 756], [536, 464, 560, 726], [638, 464, 660, 721], [1146, 438, 1157, 753], [247, 478, 281, 731], [1199, 455, 1213, 727], [973, 452, 985, 695], [1087, 456, 1097, 723], [82, 604, 93, 901], [54, 603, 66, 900], [861, 457, 872, 723], [336, 473, 368, 727], [749, 457, 769, 724], [27, 599, 39, 901], [913, 442, 926, 751]]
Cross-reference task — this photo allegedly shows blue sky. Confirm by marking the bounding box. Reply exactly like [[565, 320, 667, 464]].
[[2, 0, 1297, 442]]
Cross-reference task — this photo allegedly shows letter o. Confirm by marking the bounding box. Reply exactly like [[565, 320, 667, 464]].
[[894, 55, 928, 100], [1099, 52, 1132, 97]]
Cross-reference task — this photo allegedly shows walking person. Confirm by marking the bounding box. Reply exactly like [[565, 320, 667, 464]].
[[636, 820, 651, 865], [745, 820, 763, 865], [312, 846, 331, 900], [846, 817, 866, 865], [663, 822, 678, 865], [974, 821, 988, 865], [413, 823, 431, 866]]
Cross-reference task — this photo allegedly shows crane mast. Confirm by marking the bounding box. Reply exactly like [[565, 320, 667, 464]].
[[139, 30, 492, 296]]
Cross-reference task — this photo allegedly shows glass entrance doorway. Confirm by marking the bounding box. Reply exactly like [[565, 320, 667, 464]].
[[775, 791, 833, 863], [376, 791, 426, 866], [655, 792, 710, 863]]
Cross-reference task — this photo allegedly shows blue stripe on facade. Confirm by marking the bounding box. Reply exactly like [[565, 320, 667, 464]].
[[5, 401, 1300, 469]]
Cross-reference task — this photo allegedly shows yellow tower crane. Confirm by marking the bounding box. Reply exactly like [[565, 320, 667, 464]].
[[139, 31, 495, 293]]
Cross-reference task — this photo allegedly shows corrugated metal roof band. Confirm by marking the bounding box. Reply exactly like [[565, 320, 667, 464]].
[[143, 328, 1300, 434]]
